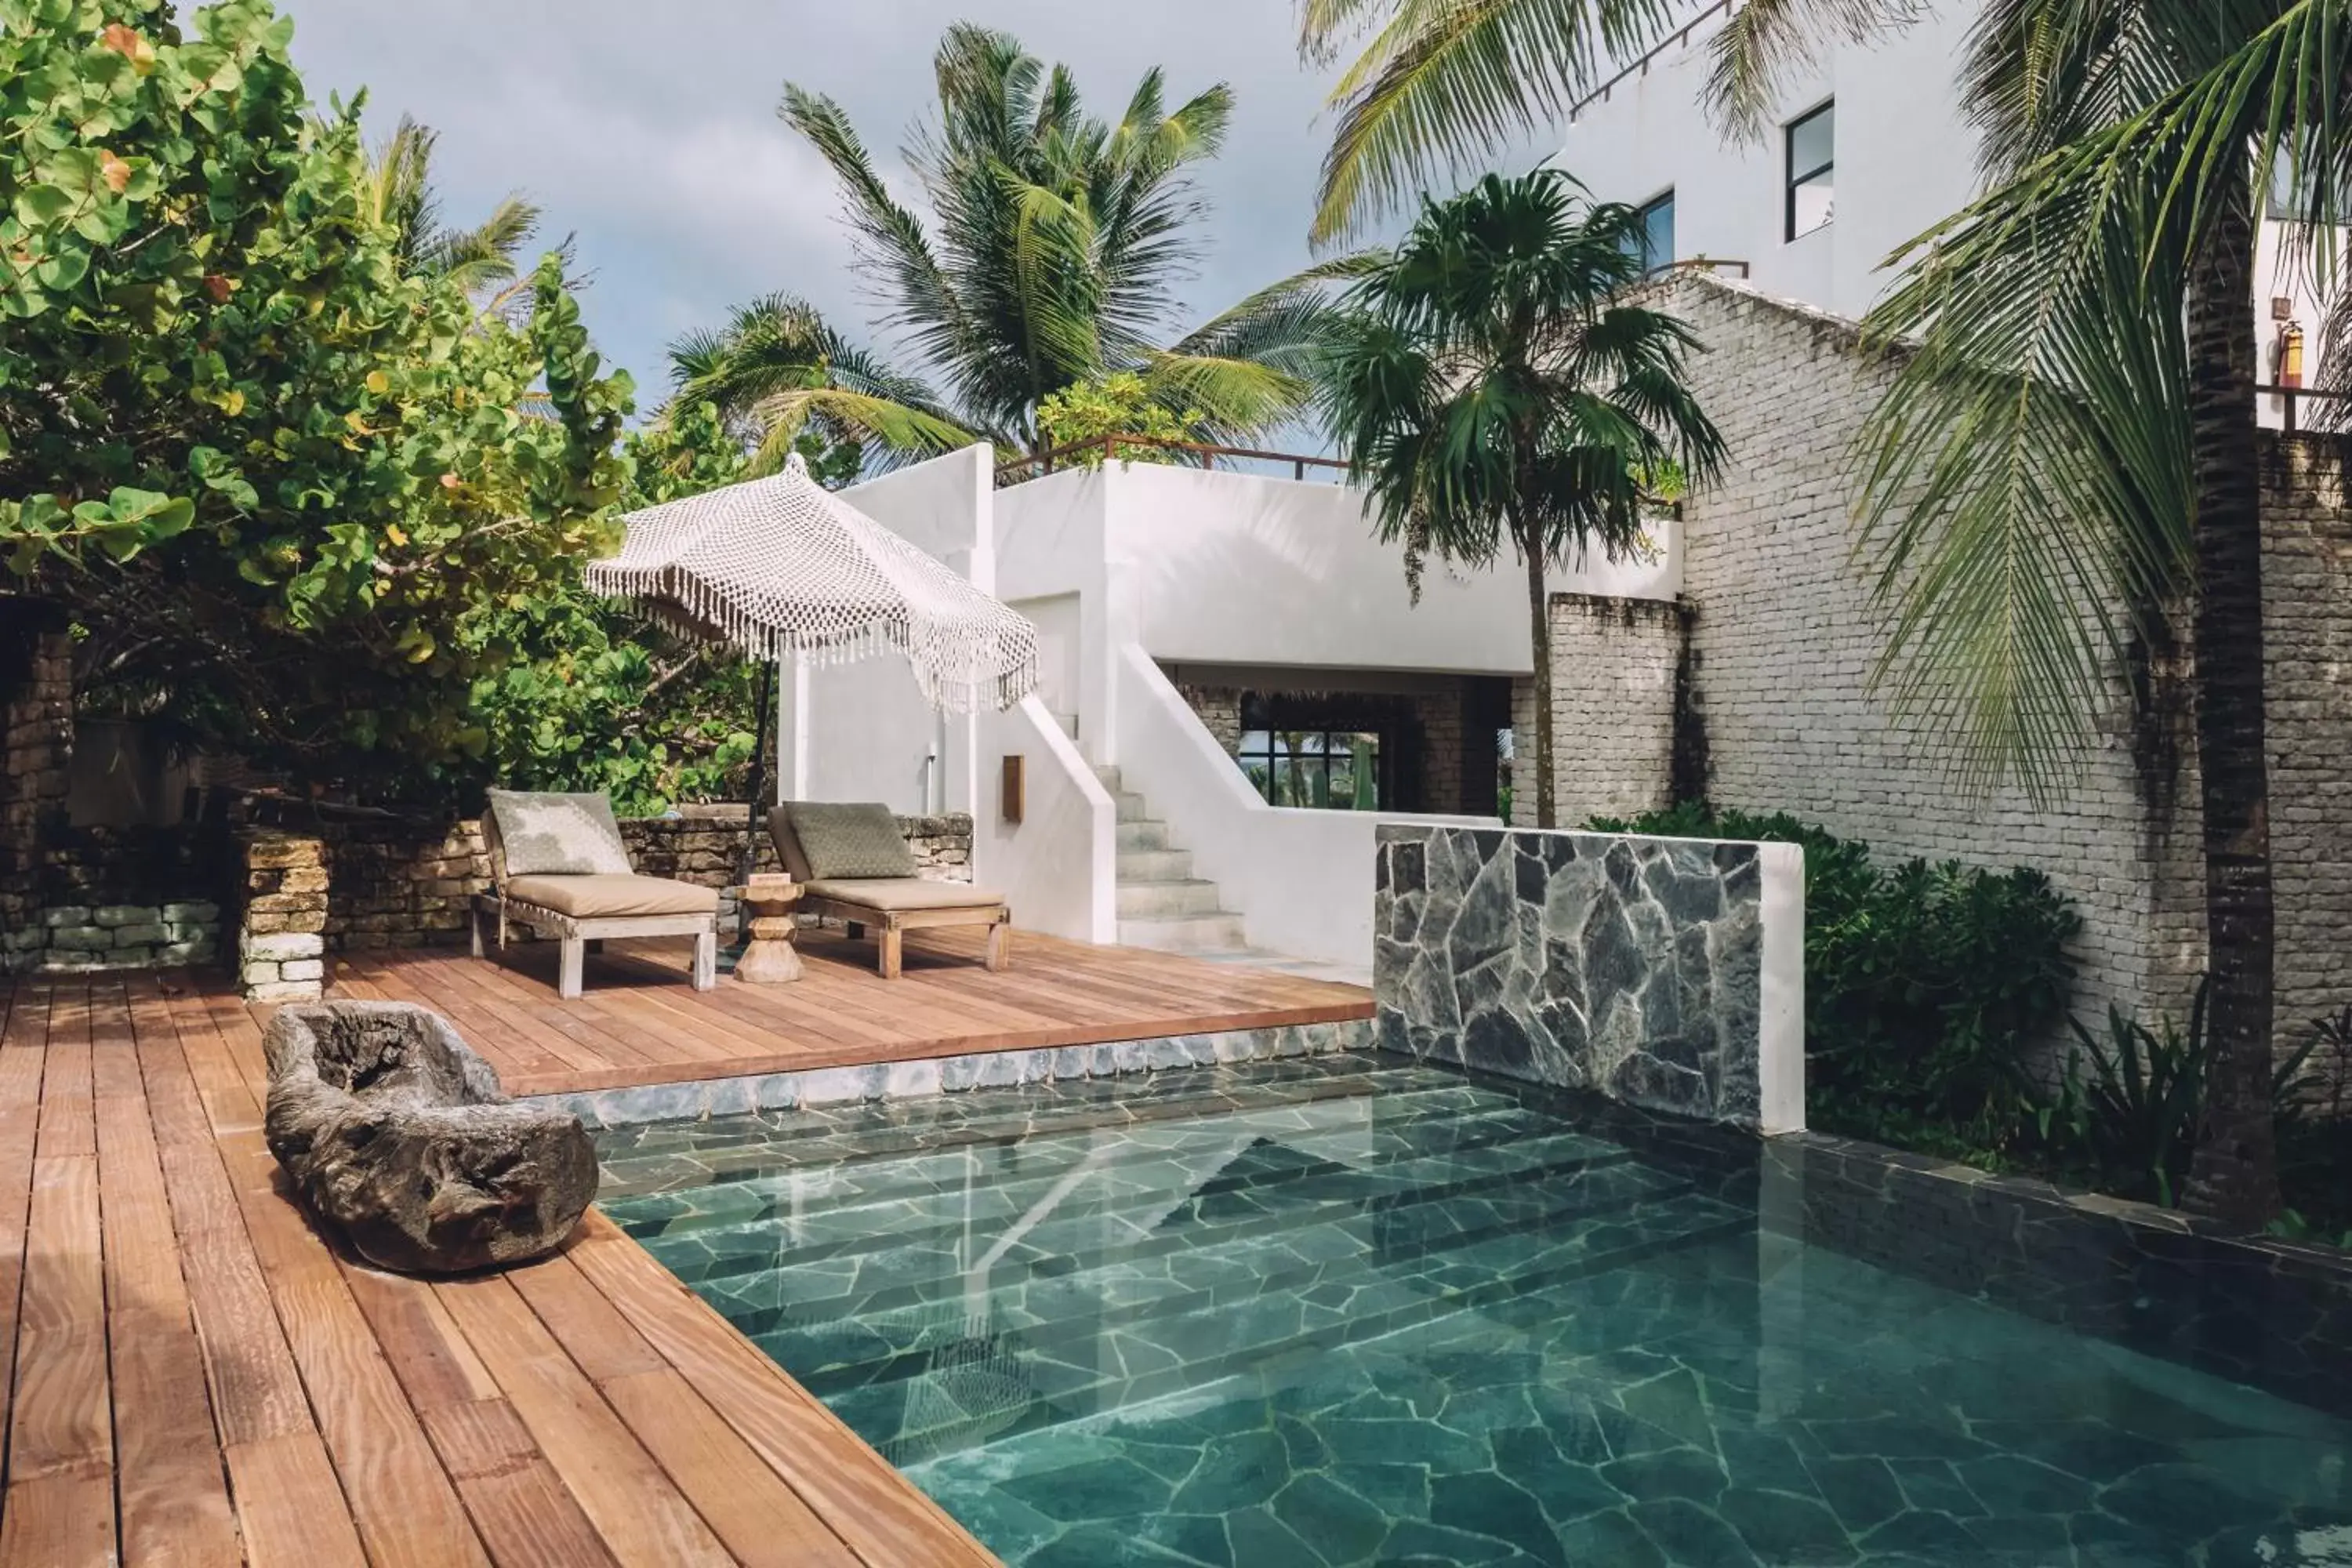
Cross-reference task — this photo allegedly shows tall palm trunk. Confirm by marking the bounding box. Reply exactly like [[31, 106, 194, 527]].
[[1518, 513, 1556, 829], [2179, 172, 2278, 1226]]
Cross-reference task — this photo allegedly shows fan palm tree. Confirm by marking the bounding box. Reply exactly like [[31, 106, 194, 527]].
[[686, 24, 1362, 467], [361, 116, 544, 296], [1322, 169, 1724, 827]]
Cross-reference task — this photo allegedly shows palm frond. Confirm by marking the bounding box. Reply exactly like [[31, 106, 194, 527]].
[[1705, 0, 1923, 143], [1307, 0, 1679, 247]]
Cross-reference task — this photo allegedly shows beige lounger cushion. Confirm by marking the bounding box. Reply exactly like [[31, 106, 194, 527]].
[[803, 877, 1007, 914], [504, 874, 720, 920]]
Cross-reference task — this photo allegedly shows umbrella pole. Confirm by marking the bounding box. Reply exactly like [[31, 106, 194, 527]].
[[741, 658, 775, 902]]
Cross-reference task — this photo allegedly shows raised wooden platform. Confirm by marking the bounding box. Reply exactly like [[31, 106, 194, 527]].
[[0, 942, 1374, 1566], [334, 926, 1373, 1097]]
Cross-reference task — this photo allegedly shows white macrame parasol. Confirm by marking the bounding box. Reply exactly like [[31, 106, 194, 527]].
[[584, 453, 1039, 713]]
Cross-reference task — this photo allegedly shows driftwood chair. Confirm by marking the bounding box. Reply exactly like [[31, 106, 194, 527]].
[[768, 802, 1010, 978], [471, 789, 720, 1000]]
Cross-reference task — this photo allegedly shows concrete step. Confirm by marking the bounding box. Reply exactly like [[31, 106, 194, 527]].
[[1116, 879, 1222, 918], [1093, 764, 1122, 794], [1116, 848, 1193, 882], [1114, 792, 1152, 824], [1116, 819, 1171, 852], [1117, 911, 1249, 953]]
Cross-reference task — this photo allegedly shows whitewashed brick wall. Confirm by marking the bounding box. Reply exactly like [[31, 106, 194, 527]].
[[1523, 273, 2350, 1052], [2259, 437, 2352, 1040], [1511, 595, 1686, 827]]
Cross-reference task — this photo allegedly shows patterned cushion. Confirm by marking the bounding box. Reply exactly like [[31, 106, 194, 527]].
[[786, 802, 918, 880], [487, 790, 634, 877]]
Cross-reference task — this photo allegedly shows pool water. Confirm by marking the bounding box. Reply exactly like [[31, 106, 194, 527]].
[[597, 1057, 2352, 1566]]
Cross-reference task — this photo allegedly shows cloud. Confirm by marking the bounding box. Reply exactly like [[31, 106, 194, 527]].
[[281, 0, 1433, 405]]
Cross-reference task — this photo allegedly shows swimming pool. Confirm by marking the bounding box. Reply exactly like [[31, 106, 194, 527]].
[[597, 1056, 2352, 1566]]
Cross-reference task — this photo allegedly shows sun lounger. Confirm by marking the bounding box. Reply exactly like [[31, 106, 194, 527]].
[[471, 789, 719, 1000], [768, 802, 1010, 978]]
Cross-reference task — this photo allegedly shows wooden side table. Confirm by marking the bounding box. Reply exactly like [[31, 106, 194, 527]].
[[731, 879, 804, 984]]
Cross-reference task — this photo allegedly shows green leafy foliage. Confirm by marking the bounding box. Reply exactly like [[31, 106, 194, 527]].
[[0, 0, 691, 804], [2053, 982, 2216, 1207], [1587, 801, 2081, 1151], [2274, 1006, 2352, 1247], [1033, 373, 1205, 465]]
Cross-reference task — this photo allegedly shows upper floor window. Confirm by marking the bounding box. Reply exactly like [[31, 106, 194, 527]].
[[1786, 101, 1835, 240], [1632, 189, 1676, 275]]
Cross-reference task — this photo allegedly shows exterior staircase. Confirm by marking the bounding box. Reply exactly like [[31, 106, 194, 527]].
[[1095, 767, 1249, 954]]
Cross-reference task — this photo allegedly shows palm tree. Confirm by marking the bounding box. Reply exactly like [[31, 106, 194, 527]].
[[1322, 169, 1724, 828], [361, 116, 545, 296], [1302, 0, 2329, 1223], [1853, 2, 2352, 1223], [692, 24, 1359, 466], [668, 294, 971, 472]]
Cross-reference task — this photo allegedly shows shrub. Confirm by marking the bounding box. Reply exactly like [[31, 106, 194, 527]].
[[1585, 804, 2082, 1151]]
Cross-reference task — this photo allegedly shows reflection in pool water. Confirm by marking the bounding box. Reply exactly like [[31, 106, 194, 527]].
[[598, 1057, 2352, 1566]]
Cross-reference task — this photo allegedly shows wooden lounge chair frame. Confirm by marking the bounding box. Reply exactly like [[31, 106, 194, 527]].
[[768, 805, 1011, 979], [808, 895, 1011, 980], [470, 803, 718, 1001]]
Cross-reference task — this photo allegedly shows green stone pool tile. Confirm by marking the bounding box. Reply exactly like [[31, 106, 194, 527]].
[[619, 1056, 2352, 1566], [663, 1127, 1706, 1333], [608, 1087, 1572, 1268]]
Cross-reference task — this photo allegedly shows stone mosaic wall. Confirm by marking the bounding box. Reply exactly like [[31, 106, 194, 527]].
[[1373, 822, 1802, 1130]]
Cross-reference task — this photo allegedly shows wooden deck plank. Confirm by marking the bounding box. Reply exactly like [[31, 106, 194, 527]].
[[433, 1271, 738, 1566], [0, 929, 1368, 1568], [216, 1130, 491, 1568], [5, 1155, 109, 1496], [565, 1216, 996, 1568], [599, 1367, 861, 1568], [416, 1397, 623, 1568], [368, 928, 1370, 1099], [220, 1429, 369, 1568], [104, 980, 242, 1568], [34, 985, 94, 1161], [0, 1469, 114, 1568], [0, 982, 46, 1472], [144, 988, 318, 1449]]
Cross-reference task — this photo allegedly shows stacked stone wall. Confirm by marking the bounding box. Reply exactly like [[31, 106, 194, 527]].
[[231, 805, 975, 1000]]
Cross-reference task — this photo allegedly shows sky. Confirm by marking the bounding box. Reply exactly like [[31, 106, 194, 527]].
[[281, 1, 1535, 420]]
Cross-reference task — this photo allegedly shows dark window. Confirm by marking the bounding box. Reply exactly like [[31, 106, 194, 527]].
[[1631, 189, 1675, 274], [1238, 729, 1383, 810], [1785, 101, 1834, 240]]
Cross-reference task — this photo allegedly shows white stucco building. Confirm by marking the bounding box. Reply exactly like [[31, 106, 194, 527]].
[[1558, 0, 2332, 418]]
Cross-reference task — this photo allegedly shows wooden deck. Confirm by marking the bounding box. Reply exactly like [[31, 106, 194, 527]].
[[0, 942, 1372, 1566], [335, 925, 1372, 1097]]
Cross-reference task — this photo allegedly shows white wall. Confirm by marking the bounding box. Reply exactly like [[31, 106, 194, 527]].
[[779, 446, 997, 813], [992, 461, 1677, 764], [1116, 644, 1490, 967], [970, 696, 1118, 944], [1559, 0, 2331, 423]]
